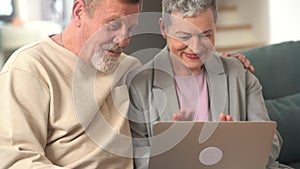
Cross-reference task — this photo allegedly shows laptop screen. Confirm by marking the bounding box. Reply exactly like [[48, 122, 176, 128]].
[[148, 121, 276, 169]]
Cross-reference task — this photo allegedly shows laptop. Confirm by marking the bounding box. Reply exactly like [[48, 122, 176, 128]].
[[148, 121, 276, 169]]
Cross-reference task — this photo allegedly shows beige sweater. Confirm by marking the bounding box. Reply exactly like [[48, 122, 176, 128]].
[[0, 37, 141, 169]]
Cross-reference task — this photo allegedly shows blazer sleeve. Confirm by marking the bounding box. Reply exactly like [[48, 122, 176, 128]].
[[245, 70, 283, 168], [127, 72, 152, 169], [219, 56, 285, 168]]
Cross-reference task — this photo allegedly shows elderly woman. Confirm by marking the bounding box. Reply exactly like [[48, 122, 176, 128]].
[[126, 0, 290, 169]]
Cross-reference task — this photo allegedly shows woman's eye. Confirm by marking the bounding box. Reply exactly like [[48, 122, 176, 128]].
[[201, 31, 213, 38], [199, 33, 207, 38]]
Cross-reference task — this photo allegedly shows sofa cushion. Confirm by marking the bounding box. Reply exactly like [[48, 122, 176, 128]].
[[290, 162, 300, 169], [240, 41, 300, 167], [241, 41, 300, 100], [265, 93, 300, 164]]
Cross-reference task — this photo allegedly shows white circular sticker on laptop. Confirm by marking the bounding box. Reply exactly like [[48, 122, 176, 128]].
[[199, 147, 223, 165]]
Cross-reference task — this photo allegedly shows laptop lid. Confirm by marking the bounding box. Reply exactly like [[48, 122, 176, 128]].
[[148, 121, 276, 169]]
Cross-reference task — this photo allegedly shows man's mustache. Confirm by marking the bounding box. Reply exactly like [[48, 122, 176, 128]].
[[103, 43, 125, 53]]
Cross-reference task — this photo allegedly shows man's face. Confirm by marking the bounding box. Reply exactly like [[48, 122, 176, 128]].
[[80, 0, 139, 72], [161, 8, 216, 75]]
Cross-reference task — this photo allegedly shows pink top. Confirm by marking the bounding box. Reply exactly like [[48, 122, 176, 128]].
[[175, 70, 209, 121]]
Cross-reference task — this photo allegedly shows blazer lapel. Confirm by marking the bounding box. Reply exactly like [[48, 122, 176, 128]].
[[205, 53, 228, 121], [152, 47, 180, 121], [149, 49, 228, 121]]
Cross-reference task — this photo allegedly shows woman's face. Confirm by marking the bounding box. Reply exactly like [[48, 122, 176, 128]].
[[161, 8, 216, 75]]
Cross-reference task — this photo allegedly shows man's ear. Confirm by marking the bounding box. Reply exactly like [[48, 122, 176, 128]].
[[159, 18, 167, 39], [72, 0, 85, 27]]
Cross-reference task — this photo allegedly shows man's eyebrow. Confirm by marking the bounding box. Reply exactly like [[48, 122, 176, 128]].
[[104, 15, 121, 22], [175, 31, 191, 35], [104, 14, 138, 26]]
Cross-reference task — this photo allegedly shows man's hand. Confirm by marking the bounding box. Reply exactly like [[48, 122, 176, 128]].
[[221, 52, 255, 73], [219, 113, 233, 121]]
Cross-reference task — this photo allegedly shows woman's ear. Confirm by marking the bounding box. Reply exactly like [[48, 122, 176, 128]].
[[159, 18, 167, 39], [72, 0, 85, 27]]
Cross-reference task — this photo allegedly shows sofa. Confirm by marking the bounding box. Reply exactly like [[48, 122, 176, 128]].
[[239, 41, 300, 168]]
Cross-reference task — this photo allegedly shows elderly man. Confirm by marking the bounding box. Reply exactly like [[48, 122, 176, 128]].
[[0, 0, 141, 168], [0, 0, 257, 168]]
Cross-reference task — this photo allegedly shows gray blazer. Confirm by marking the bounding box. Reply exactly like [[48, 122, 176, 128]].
[[127, 47, 284, 169]]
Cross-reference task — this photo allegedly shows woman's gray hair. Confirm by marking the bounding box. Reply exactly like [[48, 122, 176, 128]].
[[162, 0, 218, 26]]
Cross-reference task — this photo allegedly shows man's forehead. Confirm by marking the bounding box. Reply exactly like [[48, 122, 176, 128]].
[[104, 13, 139, 24], [94, 0, 140, 19]]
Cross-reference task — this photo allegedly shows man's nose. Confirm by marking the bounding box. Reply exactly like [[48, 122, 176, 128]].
[[113, 29, 131, 48]]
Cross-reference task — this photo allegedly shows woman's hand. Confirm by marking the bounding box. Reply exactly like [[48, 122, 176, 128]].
[[219, 113, 233, 121], [173, 109, 195, 121]]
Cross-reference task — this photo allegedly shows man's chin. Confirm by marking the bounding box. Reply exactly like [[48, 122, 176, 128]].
[[93, 63, 117, 73], [91, 55, 119, 73]]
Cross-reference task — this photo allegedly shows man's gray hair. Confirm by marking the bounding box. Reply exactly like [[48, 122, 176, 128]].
[[162, 0, 218, 26], [81, 0, 142, 18]]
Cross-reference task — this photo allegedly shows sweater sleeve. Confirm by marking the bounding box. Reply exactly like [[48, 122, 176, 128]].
[[0, 68, 64, 169]]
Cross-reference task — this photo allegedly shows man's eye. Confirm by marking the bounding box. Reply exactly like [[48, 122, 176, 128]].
[[177, 36, 191, 41], [107, 22, 121, 31], [127, 26, 135, 35]]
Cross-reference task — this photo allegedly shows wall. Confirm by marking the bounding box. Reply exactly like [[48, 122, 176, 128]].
[[124, 0, 166, 64], [269, 0, 300, 44], [219, 0, 300, 45], [218, 0, 269, 46], [63, 0, 73, 27], [15, 0, 41, 21]]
